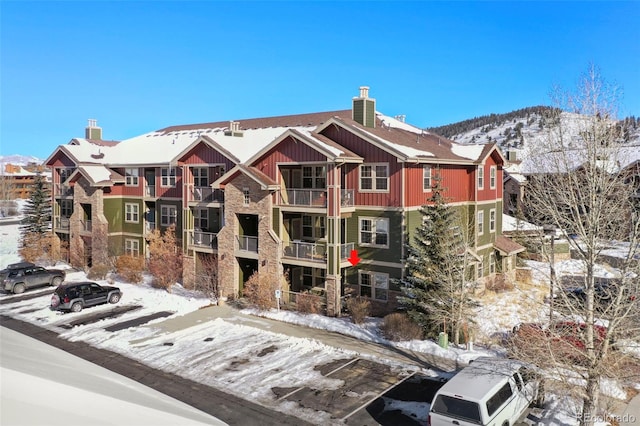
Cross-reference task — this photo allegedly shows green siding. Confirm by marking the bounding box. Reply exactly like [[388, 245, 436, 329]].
[[353, 100, 365, 125], [346, 210, 403, 263], [272, 208, 280, 235], [365, 100, 375, 127], [104, 198, 144, 234], [343, 264, 403, 291]]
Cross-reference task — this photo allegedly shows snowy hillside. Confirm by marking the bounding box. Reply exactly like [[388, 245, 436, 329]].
[[428, 107, 640, 154], [0, 154, 43, 166]]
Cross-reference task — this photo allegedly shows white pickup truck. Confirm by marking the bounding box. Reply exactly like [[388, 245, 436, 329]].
[[429, 357, 545, 426]]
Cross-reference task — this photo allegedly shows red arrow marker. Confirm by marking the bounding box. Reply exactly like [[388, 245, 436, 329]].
[[347, 250, 361, 266]]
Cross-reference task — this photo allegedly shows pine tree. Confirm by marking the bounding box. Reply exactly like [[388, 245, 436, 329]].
[[398, 177, 475, 343], [20, 173, 51, 235]]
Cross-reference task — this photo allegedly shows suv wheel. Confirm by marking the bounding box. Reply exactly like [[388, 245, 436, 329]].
[[108, 293, 120, 304], [70, 302, 83, 313], [52, 276, 63, 286], [13, 283, 25, 294]]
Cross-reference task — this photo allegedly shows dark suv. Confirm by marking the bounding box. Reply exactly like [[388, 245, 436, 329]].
[[51, 281, 122, 313], [1, 262, 66, 294]]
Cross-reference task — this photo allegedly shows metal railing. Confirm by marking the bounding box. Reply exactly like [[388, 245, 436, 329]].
[[237, 235, 258, 252], [340, 242, 355, 259], [341, 189, 354, 207], [191, 231, 218, 248], [145, 221, 156, 232], [190, 187, 224, 203], [145, 185, 156, 197], [82, 220, 92, 232], [279, 189, 327, 207], [283, 241, 326, 261], [55, 217, 70, 230], [55, 184, 73, 197]]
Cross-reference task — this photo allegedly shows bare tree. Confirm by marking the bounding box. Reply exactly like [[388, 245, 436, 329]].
[[147, 225, 183, 292], [521, 65, 640, 425], [194, 253, 220, 301]]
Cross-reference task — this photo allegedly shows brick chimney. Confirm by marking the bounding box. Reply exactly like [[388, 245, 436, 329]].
[[352, 86, 376, 128], [85, 119, 102, 140]]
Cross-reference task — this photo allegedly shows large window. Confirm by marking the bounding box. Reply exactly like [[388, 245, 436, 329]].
[[478, 211, 484, 235], [423, 165, 432, 191], [59, 168, 73, 183], [490, 166, 497, 189], [193, 168, 208, 187], [302, 215, 325, 239], [489, 253, 496, 274], [125, 168, 139, 186], [477, 166, 484, 189], [161, 168, 176, 187], [194, 208, 208, 230], [125, 203, 139, 223], [360, 164, 388, 191], [490, 209, 496, 232], [125, 239, 139, 257], [302, 267, 325, 288], [359, 217, 389, 247], [359, 271, 389, 301], [302, 166, 326, 189], [161, 205, 177, 226], [61, 200, 73, 217]]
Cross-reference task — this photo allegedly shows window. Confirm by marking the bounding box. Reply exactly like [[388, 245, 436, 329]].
[[125, 239, 139, 256], [477, 259, 484, 279], [490, 209, 496, 232], [423, 165, 432, 191], [486, 382, 513, 416], [243, 188, 250, 205], [125, 203, 139, 223], [432, 396, 481, 424], [489, 252, 496, 274], [302, 215, 325, 239], [302, 267, 325, 288], [359, 217, 389, 247], [360, 164, 388, 191], [478, 211, 484, 235], [490, 166, 497, 189], [359, 271, 389, 301], [125, 168, 139, 186], [194, 208, 208, 230], [193, 168, 208, 187], [61, 200, 73, 217], [59, 168, 73, 183], [161, 168, 176, 187], [161, 205, 177, 226], [477, 166, 484, 189], [302, 166, 326, 189]]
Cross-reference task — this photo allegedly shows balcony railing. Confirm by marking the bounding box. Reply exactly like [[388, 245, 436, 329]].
[[237, 235, 258, 252], [279, 189, 327, 207], [54, 184, 73, 197], [190, 231, 218, 249], [341, 189, 354, 207], [82, 220, 92, 232], [55, 217, 70, 230], [283, 241, 327, 261], [145, 185, 156, 197], [190, 187, 224, 203], [145, 221, 156, 232], [340, 242, 355, 259]]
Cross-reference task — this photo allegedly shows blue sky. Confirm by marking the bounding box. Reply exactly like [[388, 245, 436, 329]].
[[2, 1, 639, 159]]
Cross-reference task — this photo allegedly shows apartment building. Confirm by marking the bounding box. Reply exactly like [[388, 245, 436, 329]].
[[45, 88, 522, 316]]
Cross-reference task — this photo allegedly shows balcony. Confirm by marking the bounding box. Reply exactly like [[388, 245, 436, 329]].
[[341, 189, 354, 207], [278, 189, 326, 207], [190, 231, 218, 249], [81, 220, 92, 233], [145, 185, 156, 198], [54, 184, 73, 197], [237, 235, 258, 252], [340, 242, 355, 259], [55, 217, 70, 231], [283, 241, 326, 262], [189, 187, 224, 203], [145, 221, 156, 233]]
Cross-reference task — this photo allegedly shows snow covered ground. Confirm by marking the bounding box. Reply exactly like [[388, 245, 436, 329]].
[[1, 217, 637, 425]]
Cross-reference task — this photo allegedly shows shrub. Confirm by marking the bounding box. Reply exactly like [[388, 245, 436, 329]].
[[381, 313, 424, 341], [485, 274, 515, 293], [147, 225, 182, 292], [345, 296, 370, 324], [296, 291, 324, 314], [242, 272, 278, 310], [116, 255, 145, 283], [87, 264, 111, 280]]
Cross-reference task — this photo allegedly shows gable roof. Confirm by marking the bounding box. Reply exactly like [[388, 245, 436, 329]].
[[68, 165, 124, 187], [494, 235, 526, 255], [212, 164, 278, 190]]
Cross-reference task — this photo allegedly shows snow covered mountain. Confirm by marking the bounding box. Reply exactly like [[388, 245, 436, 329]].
[[0, 154, 43, 166]]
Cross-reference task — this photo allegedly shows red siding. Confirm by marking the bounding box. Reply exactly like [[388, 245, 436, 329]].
[[477, 152, 503, 202], [404, 164, 474, 206], [321, 126, 403, 207], [251, 136, 327, 179], [179, 141, 236, 169]]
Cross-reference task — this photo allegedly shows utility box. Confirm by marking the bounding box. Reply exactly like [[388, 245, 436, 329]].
[[438, 332, 449, 349]]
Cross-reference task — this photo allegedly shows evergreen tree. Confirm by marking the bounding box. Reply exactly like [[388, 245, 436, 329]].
[[20, 173, 51, 235], [398, 177, 476, 343]]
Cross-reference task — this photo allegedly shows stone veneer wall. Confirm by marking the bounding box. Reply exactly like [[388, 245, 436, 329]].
[[217, 175, 282, 299], [69, 178, 109, 268]]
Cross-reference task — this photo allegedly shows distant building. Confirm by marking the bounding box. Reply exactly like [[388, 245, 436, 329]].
[[0, 163, 51, 199]]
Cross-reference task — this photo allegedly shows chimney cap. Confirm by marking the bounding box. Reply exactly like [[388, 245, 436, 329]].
[[358, 86, 370, 98]]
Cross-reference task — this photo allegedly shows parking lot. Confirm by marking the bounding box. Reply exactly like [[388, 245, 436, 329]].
[[0, 284, 447, 425]]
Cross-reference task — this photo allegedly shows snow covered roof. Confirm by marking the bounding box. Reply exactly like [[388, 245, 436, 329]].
[[69, 165, 124, 186], [502, 214, 542, 233]]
